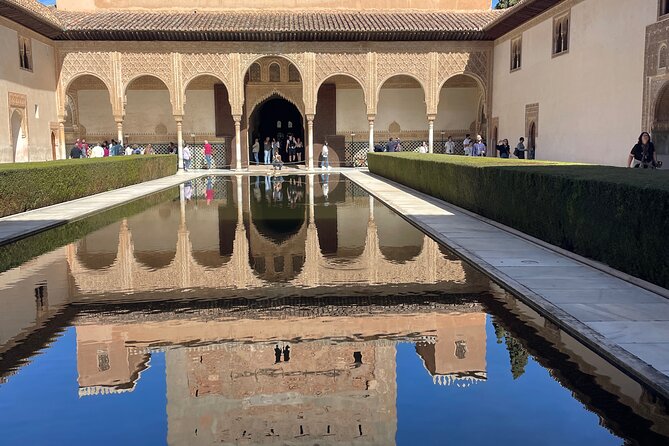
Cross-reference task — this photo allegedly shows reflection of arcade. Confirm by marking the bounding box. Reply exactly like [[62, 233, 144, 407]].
[[73, 304, 487, 445], [68, 175, 486, 296]]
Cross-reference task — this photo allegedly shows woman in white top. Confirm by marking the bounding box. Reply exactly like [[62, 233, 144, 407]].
[[182, 144, 192, 171], [444, 136, 455, 154], [321, 142, 330, 169]]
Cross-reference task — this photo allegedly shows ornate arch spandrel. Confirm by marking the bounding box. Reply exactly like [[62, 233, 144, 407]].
[[59, 52, 116, 115], [375, 52, 430, 104], [120, 52, 176, 110], [181, 52, 234, 95], [313, 52, 370, 111], [246, 88, 306, 118]]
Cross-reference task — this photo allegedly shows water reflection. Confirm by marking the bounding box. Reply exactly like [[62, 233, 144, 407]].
[[0, 175, 668, 445]]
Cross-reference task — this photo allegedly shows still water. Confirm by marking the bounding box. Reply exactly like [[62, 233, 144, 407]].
[[0, 174, 667, 446]]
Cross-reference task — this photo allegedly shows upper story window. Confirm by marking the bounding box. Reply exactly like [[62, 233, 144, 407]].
[[553, 12, 570, 56], [269, 63, 281, 82], [288, 64, 300, 82], [510, 36, 522, 71], [660, 0, 669, 18], [18, 36, 33, 71], [249, 63, 261, 82], [660, 45, 668, 70]]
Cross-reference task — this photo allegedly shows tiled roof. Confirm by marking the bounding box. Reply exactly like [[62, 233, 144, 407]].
[[0, 0, 562, 41], [54, 10, 502, 41]]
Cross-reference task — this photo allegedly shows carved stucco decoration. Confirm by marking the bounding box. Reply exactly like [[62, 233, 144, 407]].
[[376, 52, 430, 101], [181, 52, 233, 92], [121, 52, 175, 105], [245, 85, 305, 117]]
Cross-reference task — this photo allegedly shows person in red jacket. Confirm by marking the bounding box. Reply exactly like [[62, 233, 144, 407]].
[[204, 140, 213, 169]]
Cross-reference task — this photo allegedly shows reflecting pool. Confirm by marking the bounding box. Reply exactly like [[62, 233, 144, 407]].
[[0, 175, 667, 445]]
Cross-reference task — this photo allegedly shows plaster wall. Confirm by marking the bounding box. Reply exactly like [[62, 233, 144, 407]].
[[0, 19, 58, 163], [492, 0, 657, 165]]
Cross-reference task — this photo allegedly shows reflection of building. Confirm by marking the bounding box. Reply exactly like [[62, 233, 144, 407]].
[[68, 175, 489, 299], [72, 307, 488, 445]]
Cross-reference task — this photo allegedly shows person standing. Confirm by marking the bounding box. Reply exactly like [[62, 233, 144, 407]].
[[203, 140, 213, 169], [81, 139, 90, 158], [514, 137, 526, 159], [70, 143, 83, 159], [183, 144, 192, 171], [252, 138, 260, 165], [445, 136, 455, 154], [321, 141, 330, 170], [628, 132, 659, 168], [271, 137, 279, 161], [296, 137, 304, 163], [145, 143, 153, 155], [496, 139, 511, 158], [473, 135, 486, 157], [91, 142, 104, 158], [287, 136, 297, 163], [418, 141, 427, 153], [463, 134, 472, 156], [263, 137, 271, 164]]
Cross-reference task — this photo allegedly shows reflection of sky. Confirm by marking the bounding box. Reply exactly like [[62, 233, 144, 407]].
[[395, 317, 620, 446], [0, 318, 624, 445], [0, 328, 167, 446]]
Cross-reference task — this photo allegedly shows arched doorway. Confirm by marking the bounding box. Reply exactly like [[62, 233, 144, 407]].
[[248, 96, 304, 164], [377, 75, 427, 152], [652, 83, 669, 164], [528, 122, 536, 160], [51, 131, 57, 160], [64, 74, 114, 147], [436, 74, 485, 155], [10, 110, 25, 162]]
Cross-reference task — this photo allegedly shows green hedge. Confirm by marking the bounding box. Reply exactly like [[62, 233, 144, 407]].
[[368, 153, 669, 289], [0, 155, 177, 217]]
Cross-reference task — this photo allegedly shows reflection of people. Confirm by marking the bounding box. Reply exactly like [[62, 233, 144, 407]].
[[274, 345, 282, 363], [206, 177, 214, 205], [184, 181, 193, 201], [283, 345, 291, 362], [321, 173, 330, 202]]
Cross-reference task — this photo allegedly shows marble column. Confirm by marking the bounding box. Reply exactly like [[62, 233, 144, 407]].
[[428, 115, 436, 154], [233, 115, 242, 171], [175, 117, 184, 170], [306, 114, 315, 171], [368, 115, 375, 153], [58, 119, 66, 159], [115, 117, 124, 145]]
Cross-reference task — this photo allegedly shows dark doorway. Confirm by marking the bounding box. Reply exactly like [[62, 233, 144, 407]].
[[248, 96, 304, 163], [528, 122, 536, 160]]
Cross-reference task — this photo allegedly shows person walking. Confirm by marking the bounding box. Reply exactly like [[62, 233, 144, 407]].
[[183, 144, 192, 171], [203, 140, 213, 169], [252, 138, 260, 165], [628, 132, 659, 168], [263, 137, 272, 164], [496, 139, 511, 158], [444, 136, 455, 154], [514, 137, 526, 159], [321, 141, 330, 170], [463, 134, 472, 156], [473, 135, 486, 157]]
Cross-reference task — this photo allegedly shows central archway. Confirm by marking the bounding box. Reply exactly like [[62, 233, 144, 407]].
[[248, 96, 304, 164]]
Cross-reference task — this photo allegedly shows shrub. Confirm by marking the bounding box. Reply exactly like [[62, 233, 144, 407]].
[[368, 153, 669, 289], [0, 155, 177, 217]]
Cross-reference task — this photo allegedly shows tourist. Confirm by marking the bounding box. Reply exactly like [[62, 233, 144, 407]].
[[463, 134, 472, 156], [263, 137, 271, 164], [103, 144, 109, 157], [145, 143, 153, 155], [418, 141, 427, 153], [274, 345, 282, 364], [385, 137, 395, 152], [203, 140, 213, 169], [628, 132, 660, 168], [183, 144, 192, 171], [124, 144, 133, 156], [252, 138, 260, 164], [514, 137, 526, 159], [287, 135, 297, 163], [82, 139, 90, 157], [112, 140, 122, 156], [321, 141, 330, 170], [473, 135, 486, 156], [496, 139, 511, 158], [396, 138, 403, 152], [283, 345, 290, 362], [296, 137, 303, 162], [133, 145, 143, 155], [168, 142, 176, 154], [271, 137, 280, 160], [445, 136, 455, 154], [70, 143, 83, 159], [272, 151, 283, 170], [91, 142, 104, 158]]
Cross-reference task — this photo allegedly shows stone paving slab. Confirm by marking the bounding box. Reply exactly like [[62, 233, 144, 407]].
[[0, 172, 203, 246], [344, 170, 669, 399]]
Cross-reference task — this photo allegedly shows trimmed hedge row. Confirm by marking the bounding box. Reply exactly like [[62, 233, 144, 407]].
[[368, 153, 669, 289], [0, 187, 179, 274], [0, 155, 177, 217]]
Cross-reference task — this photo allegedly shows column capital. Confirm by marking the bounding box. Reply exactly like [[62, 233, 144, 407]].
[[427, 114, 437, 122], [306, 114, 315, 122], [113, 115, 124, 123], [367, 114, 376, 123], [232, 114, 242, 123], [173, 114, 184, 123]]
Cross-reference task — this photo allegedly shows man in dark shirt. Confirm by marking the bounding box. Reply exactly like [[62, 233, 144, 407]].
[[70, 144, 83, 159]]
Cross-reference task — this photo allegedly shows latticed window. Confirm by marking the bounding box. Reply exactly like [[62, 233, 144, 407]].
[[553, 14, 570, 56], [288, 64, 300, 82], [249, 63, 261, 82], [18, 36, 32, 71], [510, 37, 522, 71], [660, 45, 668, 69], [269, 63, 281, 82], [97, 351, 110, 372]]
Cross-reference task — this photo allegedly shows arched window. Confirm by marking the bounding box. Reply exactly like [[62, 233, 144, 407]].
[[553, 13, 570, 56], [510, 37, 522, 71], [249, 63, 261, 82], [288, 64, 300, 82], [269, 63, 281, 82], [660, 45, 668, 70]]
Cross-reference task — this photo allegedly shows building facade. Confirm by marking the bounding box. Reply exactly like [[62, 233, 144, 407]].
[[0, 0, 667, 166]]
